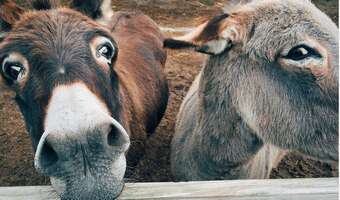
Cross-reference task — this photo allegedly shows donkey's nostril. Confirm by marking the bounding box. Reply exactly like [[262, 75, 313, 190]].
[[40, 141, 59, 168], [106, 119, 130, 151], [107, 125, 122, 147]]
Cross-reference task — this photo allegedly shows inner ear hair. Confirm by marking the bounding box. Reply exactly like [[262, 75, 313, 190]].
[[163, 39, 199, 50], [195, 13, 229, 42], [164, 38, 223, 55]]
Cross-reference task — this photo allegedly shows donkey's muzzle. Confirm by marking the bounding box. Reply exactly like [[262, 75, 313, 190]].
[[34, 117, 130, 176]]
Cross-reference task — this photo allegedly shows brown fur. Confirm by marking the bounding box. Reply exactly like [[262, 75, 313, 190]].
[[0, 1, 168, 199], [110, 11, 169, 166], [0, 1, 23, 33], [2, 8, 168, 146]]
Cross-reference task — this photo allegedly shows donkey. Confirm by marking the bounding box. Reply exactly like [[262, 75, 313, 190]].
[[164, 0, 338, 181], [0, 0, 168, 199]]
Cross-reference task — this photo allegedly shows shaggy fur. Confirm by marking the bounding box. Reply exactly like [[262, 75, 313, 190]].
[[165, 0, 338, 181]]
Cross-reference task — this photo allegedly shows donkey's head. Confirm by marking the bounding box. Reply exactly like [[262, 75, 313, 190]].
[[165, 0, 338, 162], [0, 0, 130, 199]]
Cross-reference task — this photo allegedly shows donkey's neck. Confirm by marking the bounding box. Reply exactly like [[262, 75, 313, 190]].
[[189, 55, 266, 179]]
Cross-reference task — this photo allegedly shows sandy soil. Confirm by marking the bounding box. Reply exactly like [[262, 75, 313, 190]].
[[0, 0, 338, 186]]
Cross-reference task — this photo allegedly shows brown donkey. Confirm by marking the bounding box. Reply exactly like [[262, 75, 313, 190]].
[[165, 0, 338, 181], [0, 0, 168, 199]]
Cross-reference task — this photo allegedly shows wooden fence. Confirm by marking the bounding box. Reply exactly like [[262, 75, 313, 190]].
[[0, 178, 337, 200]]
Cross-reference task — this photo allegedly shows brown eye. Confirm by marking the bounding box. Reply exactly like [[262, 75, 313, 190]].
[[285, 45, 321, 61], [2, 62, 26, 81], [97, 43, 115, 63]]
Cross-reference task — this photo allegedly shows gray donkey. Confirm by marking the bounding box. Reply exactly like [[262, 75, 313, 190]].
[[164, 0, 338, 180]]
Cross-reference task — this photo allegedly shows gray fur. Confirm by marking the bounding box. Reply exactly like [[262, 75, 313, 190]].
[[171, 0, 338, 181]]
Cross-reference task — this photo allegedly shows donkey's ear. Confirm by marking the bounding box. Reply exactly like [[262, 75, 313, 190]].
[[0, 1, 23, 40], [164, 13, 248, 55], [70, 0, 113, 25], [31, 0, 59, 10]]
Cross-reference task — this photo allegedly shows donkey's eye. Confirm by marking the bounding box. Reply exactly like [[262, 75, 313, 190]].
[[285, 45, 321, 61], [2, 62, 26, 81], [91, 36, 117, 67], [97, 43, 114, 61]]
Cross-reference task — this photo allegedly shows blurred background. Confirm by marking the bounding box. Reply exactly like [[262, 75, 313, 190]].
[[0, 0, 338, 186]]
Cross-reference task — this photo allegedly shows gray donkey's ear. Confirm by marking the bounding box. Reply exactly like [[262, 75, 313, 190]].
[[0, 1, 24, 40], [164, 12, 251, 55], [70, 0, 113, 26]]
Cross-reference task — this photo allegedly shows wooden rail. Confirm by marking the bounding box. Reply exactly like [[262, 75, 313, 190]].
[[0, 178, 337, 200]]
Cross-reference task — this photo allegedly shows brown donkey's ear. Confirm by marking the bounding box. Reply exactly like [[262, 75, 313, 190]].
[[70, 0, 113, 25], [164, 12, 249, 55], [0, 0, 23, 39], [31, 0, 59, 10]]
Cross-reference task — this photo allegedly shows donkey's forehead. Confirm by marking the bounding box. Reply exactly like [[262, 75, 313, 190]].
[[250, 0, 336, 30], [1, 8, 114, 64], [250, 0, 317, 10], [18, 8, 96, 26], [239, 0, 338, 53], [226, 0, 338, 40], [0, 8, 117, 90], [7, 8, 108, 44]]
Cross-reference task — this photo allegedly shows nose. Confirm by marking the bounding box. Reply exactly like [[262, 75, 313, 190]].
[[34, 117, 130, 175]]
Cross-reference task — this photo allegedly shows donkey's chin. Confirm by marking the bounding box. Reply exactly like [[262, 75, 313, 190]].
[[50, 155, 127, 200], [51, 174, 125, 200]]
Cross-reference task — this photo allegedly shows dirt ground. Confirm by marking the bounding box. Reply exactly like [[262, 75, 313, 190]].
[[0, 0, 338, 186]]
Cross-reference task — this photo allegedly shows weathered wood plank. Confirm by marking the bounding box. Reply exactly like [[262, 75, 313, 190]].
[[119, 178, 338, 200], [0, 178, 337, 200]]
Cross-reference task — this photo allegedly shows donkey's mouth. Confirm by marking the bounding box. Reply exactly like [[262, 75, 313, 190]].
[[56, 175, 125, 200], [80, 145, 91, 177]]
